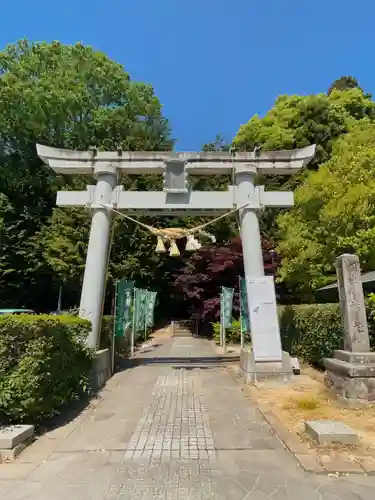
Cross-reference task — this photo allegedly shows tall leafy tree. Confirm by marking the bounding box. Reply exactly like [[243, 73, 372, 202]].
[[0, 39, 173, 309], [277, 120, 375, 296], [232, 84, 375, 247], [233, 87, 375, 169]]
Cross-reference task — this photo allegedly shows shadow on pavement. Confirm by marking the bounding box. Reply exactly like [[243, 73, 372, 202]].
[[116, 355, 240, 371]]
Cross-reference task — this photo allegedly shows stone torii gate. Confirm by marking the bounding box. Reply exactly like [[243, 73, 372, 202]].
[[37, 144, 315, 368]]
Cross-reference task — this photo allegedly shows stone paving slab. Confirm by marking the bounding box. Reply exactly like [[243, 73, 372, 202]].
[[1, 337, 375, 499]]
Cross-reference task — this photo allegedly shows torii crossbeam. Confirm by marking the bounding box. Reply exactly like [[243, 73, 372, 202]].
[[37, 144, 316, 354]]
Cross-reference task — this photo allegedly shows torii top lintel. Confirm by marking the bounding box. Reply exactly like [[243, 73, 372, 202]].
[[36, 144, 316, 176]]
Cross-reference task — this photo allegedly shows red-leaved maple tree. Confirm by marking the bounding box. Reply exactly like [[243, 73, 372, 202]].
[[171, 236, 283, 323]]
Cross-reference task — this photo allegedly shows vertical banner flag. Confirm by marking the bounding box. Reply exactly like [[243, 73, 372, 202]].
[[134, 288, 149, 332], [115, 279, 134, 337], [133, 288, 143, 333], [221, 287, 234, 329], [240, 278, 250, 334], [146, 291, 157, 328], [140, 289, 148, 330]]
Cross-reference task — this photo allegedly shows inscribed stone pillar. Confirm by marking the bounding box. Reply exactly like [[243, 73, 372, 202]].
[[336, 254, 370, 352], [324, 254, 375, 405]]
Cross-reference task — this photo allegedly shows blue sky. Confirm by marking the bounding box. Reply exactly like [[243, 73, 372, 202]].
[[1, 0, 374, 150]]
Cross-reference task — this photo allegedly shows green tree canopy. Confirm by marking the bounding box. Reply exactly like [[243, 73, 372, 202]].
[[276, 120, 375, 296], [328, 76, 360, 95], [233, 87, 375, 168], [0, 39, 173, 309]]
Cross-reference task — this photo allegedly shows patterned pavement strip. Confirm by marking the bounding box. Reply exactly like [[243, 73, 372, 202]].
[[1, 336, 375, 499]]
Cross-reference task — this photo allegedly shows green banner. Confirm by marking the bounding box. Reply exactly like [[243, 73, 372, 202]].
[[115, 279, 134, 337], [134, 288, 148, 332], [145, 291, 157, 328], [221, 286, 234, 329], [240, 278, 250, 334]]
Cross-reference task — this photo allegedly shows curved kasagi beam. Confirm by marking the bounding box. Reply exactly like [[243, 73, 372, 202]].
[[36, 144, 316, 176]]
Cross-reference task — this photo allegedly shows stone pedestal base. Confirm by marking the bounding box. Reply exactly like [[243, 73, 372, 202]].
[[324, 350, 375, 406], [0, 425, 34, 462], [240, 348, 293, 383], [90, 348, 112, 391]]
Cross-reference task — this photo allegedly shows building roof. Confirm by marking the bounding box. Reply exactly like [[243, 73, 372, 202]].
[[317, 270, 375, 291]]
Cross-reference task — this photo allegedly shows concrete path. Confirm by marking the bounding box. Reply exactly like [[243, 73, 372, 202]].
[[1, 337, 375, 499]]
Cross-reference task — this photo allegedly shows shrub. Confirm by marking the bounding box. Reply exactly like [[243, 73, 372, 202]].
[[212, 320, 243, 344], [278, 304, 343, 368], [0, 314, 93, 424], [366, 293, 375, 343], [100, 315, 114, 349], [279, 302, 375, 367], [64, 309, 114, 350]]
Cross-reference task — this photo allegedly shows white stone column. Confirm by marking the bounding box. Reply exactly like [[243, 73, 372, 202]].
[[236, 165, 265, 353], [236, 165, 264, 278], [79, 164, 117, 349]]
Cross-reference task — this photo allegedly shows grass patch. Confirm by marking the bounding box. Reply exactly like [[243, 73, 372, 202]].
[[247, 368, 375, 466], [294, 396, 321, 410]]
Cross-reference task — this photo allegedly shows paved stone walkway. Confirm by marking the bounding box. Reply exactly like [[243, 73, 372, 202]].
[[1, 337, 375, 499]]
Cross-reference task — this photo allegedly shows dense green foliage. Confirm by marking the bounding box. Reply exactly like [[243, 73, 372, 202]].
[[277, 121, 375, 295], [232, 77, 375, 296], [327, 76, 362, 95], [279, 304, 343, 367], [0, 314, 93, 423], [279, 303, 375, 367], [234, 85, 375, 168], [0, 39, 173, 311]]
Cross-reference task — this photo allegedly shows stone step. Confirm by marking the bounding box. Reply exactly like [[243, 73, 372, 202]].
[[171, 321, 196, 337], [173, 329, 193, 337]]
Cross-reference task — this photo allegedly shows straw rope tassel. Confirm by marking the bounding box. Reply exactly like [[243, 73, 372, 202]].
[[99, 202, 249, 256], [185, 234, 201, 251], [155, 235, 166, 253], [169, 239, 180, 257]]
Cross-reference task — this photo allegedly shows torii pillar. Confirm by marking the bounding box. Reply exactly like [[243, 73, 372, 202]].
[[37, 144, 316, 354], [236, 164, 264, 277]]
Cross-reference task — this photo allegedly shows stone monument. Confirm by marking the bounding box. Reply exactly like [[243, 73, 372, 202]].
[[239, 275, 294, 382], [324, 254, 375, 405]]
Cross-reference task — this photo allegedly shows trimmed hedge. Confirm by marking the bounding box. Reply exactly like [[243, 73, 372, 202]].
[[212, 305, 344, 366], [65, 309, 115, 350], [279, 302, 375, 367], [278, 304, 343, 367], [0, 314, 93, 424]]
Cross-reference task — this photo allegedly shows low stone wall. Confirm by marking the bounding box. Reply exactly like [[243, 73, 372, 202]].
[[90, 348, 112, 391]]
